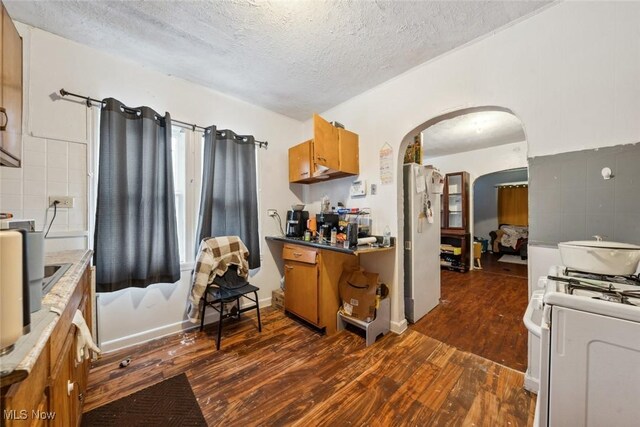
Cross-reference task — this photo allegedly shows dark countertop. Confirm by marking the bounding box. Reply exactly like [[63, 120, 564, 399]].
[[265, 236, 395, 255]]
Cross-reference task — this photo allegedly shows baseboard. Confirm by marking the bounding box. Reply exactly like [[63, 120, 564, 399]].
[[390, 318, 408, 334], [100, 296, 272, 353], [524, 371, 539, 393]]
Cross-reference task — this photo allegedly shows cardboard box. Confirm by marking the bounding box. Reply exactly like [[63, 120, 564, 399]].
[[272, 289, 284, 311], [339, 267, 379, 322]]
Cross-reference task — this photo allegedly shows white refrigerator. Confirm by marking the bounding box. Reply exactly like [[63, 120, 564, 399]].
[[403, 163, 441, 323]]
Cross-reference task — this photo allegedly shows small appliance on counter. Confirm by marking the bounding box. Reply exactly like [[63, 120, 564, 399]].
[[316, 213, 339, 241], [0, 230, 30, 355], [286, 209, 309, 238]]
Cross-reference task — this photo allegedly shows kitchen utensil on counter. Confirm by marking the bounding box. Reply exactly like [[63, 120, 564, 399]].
[[558, 238, 640, 276], [291, 204, 305, 211]]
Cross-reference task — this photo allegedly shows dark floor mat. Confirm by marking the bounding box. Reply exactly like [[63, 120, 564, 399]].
[[81, 373, 206, 426]]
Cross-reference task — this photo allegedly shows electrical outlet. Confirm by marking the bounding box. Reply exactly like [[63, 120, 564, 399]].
[[371, 184, 377, 195], [49, 196, 74, 208], [267, 209, 277, 217]]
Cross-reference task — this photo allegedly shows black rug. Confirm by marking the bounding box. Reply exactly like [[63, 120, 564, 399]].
[[81, 373, 206, 426]]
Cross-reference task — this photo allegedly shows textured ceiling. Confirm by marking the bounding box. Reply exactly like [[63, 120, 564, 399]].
[[422, 110, 525, 157], [5, 0, 552, 120]]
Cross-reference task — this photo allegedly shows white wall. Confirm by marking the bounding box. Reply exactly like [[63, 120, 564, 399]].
[[301, 1, 640, 328], [2, 24, 304, 352]]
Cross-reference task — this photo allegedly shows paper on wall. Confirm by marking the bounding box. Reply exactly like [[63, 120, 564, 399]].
[[380, 143, 393, 185]]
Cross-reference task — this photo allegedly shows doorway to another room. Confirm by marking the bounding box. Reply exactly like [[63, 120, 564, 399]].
[[474, 168, 529, 277], [402, 107, 530, 372]]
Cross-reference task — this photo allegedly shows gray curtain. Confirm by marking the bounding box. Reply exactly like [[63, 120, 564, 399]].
[[195, 127, 260, 269], [94, 98, 180, 292]]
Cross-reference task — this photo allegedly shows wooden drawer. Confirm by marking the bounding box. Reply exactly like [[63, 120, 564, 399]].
[[283, 245, 317, 264]]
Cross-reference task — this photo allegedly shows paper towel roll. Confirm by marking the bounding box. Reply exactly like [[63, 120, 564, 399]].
[[357, 237, 377, 246]]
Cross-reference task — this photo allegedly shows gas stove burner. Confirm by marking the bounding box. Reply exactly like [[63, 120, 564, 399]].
[[563, 268, 640, 286], [565, 281, 640, 306], [593, 293, 636, 306]]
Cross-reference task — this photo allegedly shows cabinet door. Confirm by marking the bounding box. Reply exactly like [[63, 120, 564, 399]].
[[50, 333, 74, 427], [338, 128, 359, 175], [1, 4, 21, 167], [288, 140, 312, 183], [312, 114, 339, 170], [284, 261, 319, 325]]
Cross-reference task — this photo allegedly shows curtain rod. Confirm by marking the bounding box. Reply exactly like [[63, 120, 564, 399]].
[[58, 89, 268, 148]]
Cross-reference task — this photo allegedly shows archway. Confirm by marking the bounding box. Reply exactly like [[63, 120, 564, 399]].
[[396, 106, 528, 370]]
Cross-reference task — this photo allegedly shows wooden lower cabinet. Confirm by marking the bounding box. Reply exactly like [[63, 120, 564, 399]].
[[284, 261, 319, 325], [282, 244, 359, 334], [1, 265, 92, 426]]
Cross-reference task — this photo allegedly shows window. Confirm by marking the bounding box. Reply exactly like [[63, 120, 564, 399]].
[[172, 127, 187, 263], [171, 126, 200, 266]]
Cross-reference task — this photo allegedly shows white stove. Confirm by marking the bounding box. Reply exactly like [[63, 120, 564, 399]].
[[525, 266, 640, 427]]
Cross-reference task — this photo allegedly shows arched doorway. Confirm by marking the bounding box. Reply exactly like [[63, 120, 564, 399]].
[[398, 106, 529, 371]]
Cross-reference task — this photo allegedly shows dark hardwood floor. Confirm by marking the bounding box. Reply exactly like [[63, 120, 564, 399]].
[[85, 308, 535, 426], [479, 252, 528, 278], [411, 254, 528, 372]]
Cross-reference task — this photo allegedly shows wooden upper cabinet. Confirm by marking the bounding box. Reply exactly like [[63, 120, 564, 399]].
[[288, 140, 313, 183], [337, 128, 359, 175], [0, 2, 22, 168], [313, 113, 339, 170], [288, 113, 359, 184]]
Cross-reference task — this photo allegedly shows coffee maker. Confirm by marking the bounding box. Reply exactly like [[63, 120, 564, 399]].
[[286, 210, 309, 238], [316, 213, 339, 241]]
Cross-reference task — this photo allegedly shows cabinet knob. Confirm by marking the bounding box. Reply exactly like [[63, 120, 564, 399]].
[[293, 252, 302, 257], [78, 392, 84, 402], [284, 265, 293, 270], [67, 380, 75, 396], [301, 172, 309, 176]]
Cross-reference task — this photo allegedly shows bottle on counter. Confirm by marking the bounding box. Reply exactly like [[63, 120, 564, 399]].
[[382, 226, 391, 247], [330, 228, 337, 245]]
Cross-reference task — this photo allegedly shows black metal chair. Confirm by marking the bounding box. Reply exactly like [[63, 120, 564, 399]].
[[199, 265, 261, 350]]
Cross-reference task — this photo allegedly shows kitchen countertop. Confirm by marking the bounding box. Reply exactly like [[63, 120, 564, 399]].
[[0, 249, 92, 386], [265, 236, 395, 255]]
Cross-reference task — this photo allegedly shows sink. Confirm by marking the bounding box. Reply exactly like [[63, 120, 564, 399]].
[[42, 263, 72, 296]]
